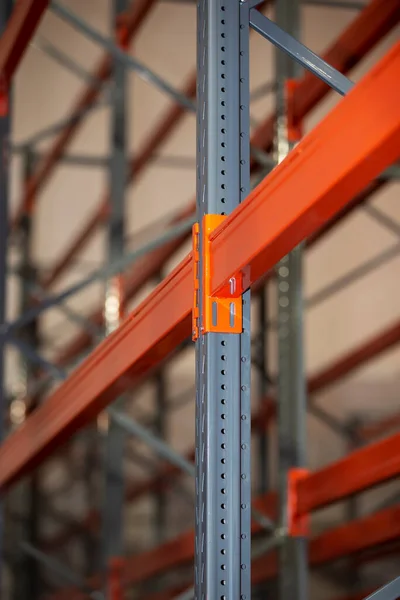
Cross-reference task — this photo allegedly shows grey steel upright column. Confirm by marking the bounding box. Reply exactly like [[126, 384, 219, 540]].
[[274, 0, 308, 598], [16, 148, 41, 600], [101, 0, 129, 594], [0, 2, 13, 595], [195, 1, 251, 598]]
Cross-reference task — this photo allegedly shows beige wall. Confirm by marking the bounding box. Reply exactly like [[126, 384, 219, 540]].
[[4, 0, 400, 597]]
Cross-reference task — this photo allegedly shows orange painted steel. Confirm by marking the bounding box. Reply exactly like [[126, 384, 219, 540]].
[[43, 401, 275, 550], [70, 503, 400, 596], [307, 319, 400, 395], [0, 44, 399, 493], [41, 73, 197, 290], [11, 0, 158, 226], [38, 0, 399, 291], [0, 0, 50, 87], [308, 320, 400, 394], [295, 430, 400, 516], [0, 255, 192, 490], [251, 505, 400, 584], [209, 43, 400, 297]]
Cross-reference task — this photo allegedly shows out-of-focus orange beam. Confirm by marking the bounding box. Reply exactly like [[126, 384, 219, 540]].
[[0, 39, 398, 523], [296, 429, 400, 515], [251, 504, 400, 583], [11, 0, 158, 227], [308, 321, 400, 395], [44, 310, 400, 549], [0, 0, 50, 85]]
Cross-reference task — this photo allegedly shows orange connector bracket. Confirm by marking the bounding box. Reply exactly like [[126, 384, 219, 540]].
[[192, 214, 242, 341], [288, 468, 310, 537]]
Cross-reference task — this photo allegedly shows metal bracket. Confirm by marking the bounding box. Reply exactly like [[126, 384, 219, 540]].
[[287, 468, 310, 537], [192, 215, 242, 341]]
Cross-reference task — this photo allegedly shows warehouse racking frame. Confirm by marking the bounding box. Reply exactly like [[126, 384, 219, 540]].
[[0, 0, 400, 599]]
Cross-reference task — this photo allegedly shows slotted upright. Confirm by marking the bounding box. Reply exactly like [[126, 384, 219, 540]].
[[194, 1, 251, 597]]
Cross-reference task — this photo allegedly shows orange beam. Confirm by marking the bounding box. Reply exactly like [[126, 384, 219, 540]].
[[96, 503, 400, 594], [39, 0, 399, 291], [44, 310, 400, 550], [0, 45, 399, 491], [0, 0, 50, 86], [209, 43, 400, 297], [252, 504, 400, 583], [11, 0, 157, 226], [296, 430, 400, 515]]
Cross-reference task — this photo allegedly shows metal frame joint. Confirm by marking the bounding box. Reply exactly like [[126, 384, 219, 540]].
[[192, 215, 242, 341]]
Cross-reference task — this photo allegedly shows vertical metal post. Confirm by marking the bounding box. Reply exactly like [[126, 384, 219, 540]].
[[195, 1, 251, 598], [0, 3, 13, 595], [255, 288, 270, 600], [274, 0, 308, 599], [101, 0, 128, 596], [154, 372, 167, 543], [18, 148, 41, 600], [346, 419, 361, 593], [258, 290, 269, 494]]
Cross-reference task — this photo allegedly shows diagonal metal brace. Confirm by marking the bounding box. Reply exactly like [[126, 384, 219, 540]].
[[249, 8, 354, 96], [364, 576, 400, 600]]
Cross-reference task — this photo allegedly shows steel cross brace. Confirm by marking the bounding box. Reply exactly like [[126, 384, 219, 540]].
[[51, 1, 195, 113], [249, 7, 354, 96], [364, 577, 400, 600]]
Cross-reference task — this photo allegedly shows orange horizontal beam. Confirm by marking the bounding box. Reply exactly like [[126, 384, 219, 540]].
[[40, 0, 399, 292], [0, 45, 399, 492], [252, 504, 400, 584], [12, 0, 157, 226], [122, 503, 400, 593], [0, 255, 192, 490], [210, 42, 400, 297], [44, 310, 400, 550], [296, 429, 400, 515], [0, 0, 50, 86]]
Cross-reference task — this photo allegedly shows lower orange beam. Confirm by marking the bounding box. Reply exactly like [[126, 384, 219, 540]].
[[296, 430, 400, 515], [251, 504, 400, 583], [121, 504, 400, 595], [0, 45, 399, 492]]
